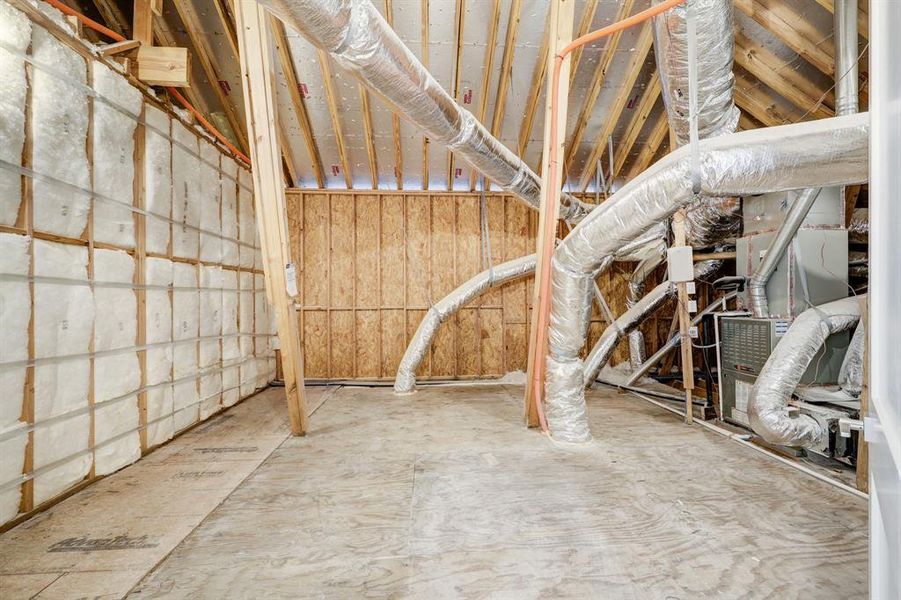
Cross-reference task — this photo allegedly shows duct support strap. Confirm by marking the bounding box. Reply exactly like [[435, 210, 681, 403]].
[[544, 114, 869, 443], [747, 296, 863, 448]]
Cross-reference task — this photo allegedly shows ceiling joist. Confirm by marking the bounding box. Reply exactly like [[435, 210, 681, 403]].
[[317, 49, 353, 188]]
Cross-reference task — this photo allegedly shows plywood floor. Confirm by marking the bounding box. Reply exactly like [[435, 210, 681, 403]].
[[0, 384, 867, 599]]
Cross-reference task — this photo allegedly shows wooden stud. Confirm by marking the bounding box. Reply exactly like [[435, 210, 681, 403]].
[[133, 0, 154, 46], [317, 50, 353, 189], [235, 0, 308, 434], [171, 0, 248, 151], [447, 0, 465, 191], [468, 0, 502, 192], [421, 0, 430, 190], [672, 210, 694, 424], [384, 0, 403, 190], [98, 39, 142, 58], [563, 0, 636, 175], [578, 22, 654, 191], [134, 104, 149, 451], [524, 0, 573, 427], [611, 72, 660, 179]]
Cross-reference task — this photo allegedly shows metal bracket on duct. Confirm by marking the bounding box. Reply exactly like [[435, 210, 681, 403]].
[[544, 114, 869, 443], [747, 295, 863, 448], [584, 259, 722, 386], [259, 0, 590, 220], [393, 254, 536, 394]]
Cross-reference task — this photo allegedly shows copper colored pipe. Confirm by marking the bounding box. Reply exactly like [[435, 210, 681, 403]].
[[530, 0, 687, 431]]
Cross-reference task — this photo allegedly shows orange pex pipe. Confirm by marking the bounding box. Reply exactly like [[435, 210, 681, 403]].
[[530, 0, 686, 432], [42, 0, 251, 165]]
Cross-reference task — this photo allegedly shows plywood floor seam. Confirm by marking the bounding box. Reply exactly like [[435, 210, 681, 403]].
[[0, 384, 867, 599]]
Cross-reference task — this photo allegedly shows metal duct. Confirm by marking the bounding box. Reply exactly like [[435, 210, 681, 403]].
[[653, 0, 741, 248], [260, 0, 590, 220], [588, 259, 722, 385], [626, 249, 666, 369], [838, 320, 865, 396], [394, 254, 536, 393], [544, 114, 869, 443], [747, 295, 863, 448], [625, 290, 739, 386], [747, 0, 859, 316]]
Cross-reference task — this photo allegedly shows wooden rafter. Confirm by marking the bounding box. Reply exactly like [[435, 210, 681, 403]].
[[317, 50, 353, 188], [212, 0, 240, 58], [516, 11, 551, 159], [625, 110, 668, 180], [568, 0, 599, 87], [611, 72, 660, 180], [171, 0, 249, 152], [384, 0, 403, 190], [563, 0, 636, 174], [92, 0, 129, 37], [269, 17, 326, 188], [489, 0, 522, 140], [577, 22, 654, 191], [738, 111, 764, 131], [812, 0, 869, 40], [469, 0, 502, 191], [152, 16, 212, 124], [359, 86, 379, 189], [734, 31, 834, 119], [735, 0, 834, 76], [421, 0, 430, 189], [733, 68, 807, 127], [447, 0, 466, 191]]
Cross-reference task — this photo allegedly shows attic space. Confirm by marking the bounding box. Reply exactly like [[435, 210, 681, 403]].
[[0, 0, 898, 598]]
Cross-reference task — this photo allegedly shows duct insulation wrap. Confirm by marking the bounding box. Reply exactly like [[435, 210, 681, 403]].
[[653, 0, 741, 247], [145, 257, 174, 447], [93, 64, 142, 248], [626, 249, 666, 368], [145, 105, 172, 254], [0, 233, 30, 522], [33, 240, 94, 505], [584, 260, 722, 386], [259, 0, 590, 221], [748, 296, 863, 448], [394, 254, 536, 393], [93, 249, 141, 475], [0, 2, 30, 226], [544, 114, 869, 443], [31, 29, 90, 238], [849, 207, 867, 243], [838, 319, 865, 397]]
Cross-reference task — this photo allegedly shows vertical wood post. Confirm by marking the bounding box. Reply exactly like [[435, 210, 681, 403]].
[[672, 209, 694, 423], [524, 0, 574, 427], [234, 0, 308, 435]]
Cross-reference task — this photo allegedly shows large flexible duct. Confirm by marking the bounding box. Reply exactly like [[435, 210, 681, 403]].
[[626, 249, 666, 368], [394, 254, 535, 393], [625, 290, 739, 386], [747, 0, 859, 316], [838, 319, 865, 397], [587, 259, 722, 385], [653, 0, 741, 248], [260, 0, 590, 220], [544, 114, 869, 443], [849, 207, 868, 243], [747, 296, 863, 448]]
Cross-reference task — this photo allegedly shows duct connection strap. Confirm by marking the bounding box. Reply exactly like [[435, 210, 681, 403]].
[[0, 0, 277, 528], [543, 115, 869, 443]]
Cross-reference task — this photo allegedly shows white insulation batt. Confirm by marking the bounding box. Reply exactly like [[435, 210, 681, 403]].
[[92, 65, 142, 248], [221, 160, 239, 266], [199, 144, 222, 263], [0, 233, 30, 522], [33, 240, 93, 505], [31, 30, 90, 238], [172, 121, 200, 259], [145, 257, 173, 447], [238, 168, 255, 268], [0, 3, 30, 226], [144, 105, 172, 255], [92, 249, 140, 474], [199, 266, 223, 419], [172, 262, 199, 431]]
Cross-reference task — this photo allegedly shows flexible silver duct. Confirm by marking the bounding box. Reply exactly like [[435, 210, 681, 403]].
[[747, 296, 863, 448], [747, 0, 859, 317], [653, 0, 741, 248], [587, 259, 722, 386], [625, 290, 739, 386], [838, 319, 865, 397], [393, 254, 535, 393], [260, 0, 590, 220], [849, 207, 868, 243], [848, 250, 867, 278], [544, 114, 869, 443], [626, 249, 666, 369]]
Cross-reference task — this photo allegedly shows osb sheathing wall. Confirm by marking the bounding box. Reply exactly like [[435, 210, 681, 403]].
[[286, 190, 655, 381]]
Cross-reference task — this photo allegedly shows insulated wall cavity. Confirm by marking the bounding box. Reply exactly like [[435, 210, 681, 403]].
[[92, 64, 141, 248], [199, 266, 223, 419], [172, 122, 200, 259], [31, 30, 89, 238], [199, 145, 222, 263], [221, 160, 239, 266], [144, 105, 172, 254], [172, 262, 199, 431], [33, 240, 93, 505], [0, 2, 30, 226], [145, 257, 173, 447], [238, 168, 255, 269]]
